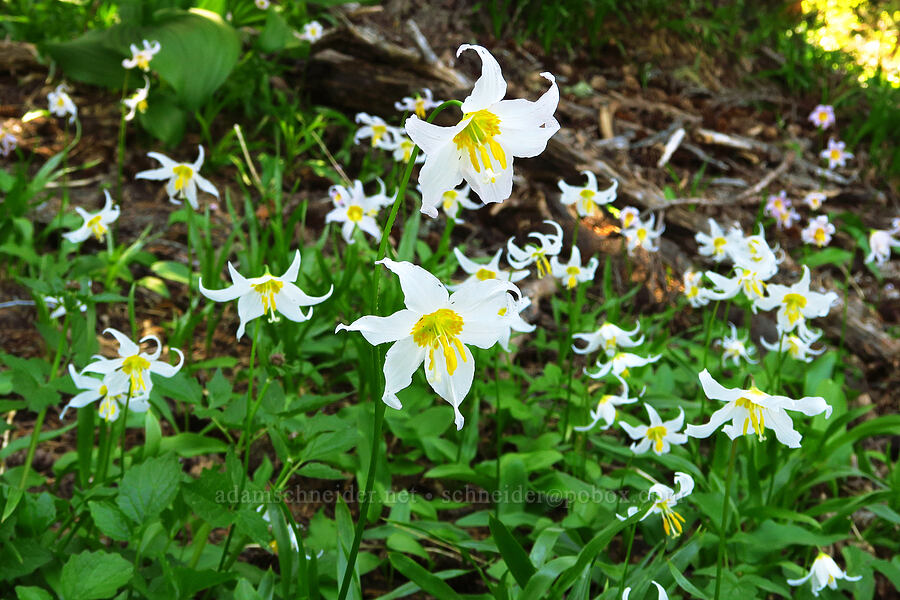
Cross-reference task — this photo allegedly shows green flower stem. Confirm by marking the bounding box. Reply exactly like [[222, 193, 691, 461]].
[[116, 71, 130, 200], [337, 98, 462, 600], [494, 351, 503, 519], [616, 522, 637, 600], [117, 387, 134, 482], [714, 439, 739, 600]]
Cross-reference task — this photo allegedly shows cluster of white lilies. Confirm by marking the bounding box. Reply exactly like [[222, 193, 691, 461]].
[[48, 39, 875, 597]]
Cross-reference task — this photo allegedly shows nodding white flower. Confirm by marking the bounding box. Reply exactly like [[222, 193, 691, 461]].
[[497, 293, 536, 351], [44, 294, 87, 320], [507, 219, 563, 278], [135, 145, 219, 210], [731, 225, 780, 279], [82, 328, 183, 398], [865, 229, 900, 265], [255, 0, 271, 9], [62, 190, 120, 244], [774, 206, 801, 230], [765, 190, 791, 218], [450, 246, 527, 291], [801, 215, 835, 247], [617, 472, 694, 537], [550, 246, 598, 289], [405, 44, 559, 216], [683, 270, 710, 307], [123, 76, 150, 121], [574, 377, 641, 432], [619, 206, 639, 230], [421, 183, 480, 223], [686, 369, 831, 447], [808, 104, 835, 129], [63, 366, 149, 422], [122, 40, 161, 71], [787, 552, 861, 597], [558, 171, 617, 217], [760, 331, 825, 363], [297, 20, 324, 43], [719, 322, 757, 366], [572, 321, 644, 357], [394, 88, 442, 120], [325, 181, 384, 244], [622, 581, 668, 600], [695, 219, 740, 263], [623, 214, 664, 255], [803, 191, 827, 210], [392, 136, 426, 165], [335, 259, 519, 430], [621, 404, 687, 455], [586, 351, 660, 380], [704, 267, 768, 303], [199, 251, 333, 339], [0, 127, 17, 157], [821, 138, 853, 169], [48, 84, 77, 123], [754, 266, 838, 333], [354, 113, 402, 150]]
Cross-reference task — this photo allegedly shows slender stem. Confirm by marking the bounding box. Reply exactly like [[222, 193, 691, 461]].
[[616, 522, 637, 600], [117, 387, 133, 481], [714, 439, 739, 600], [240, 321, 261, 469], [494, 352, 502, 519], [116, 72, 130, 200], [336, 98, 462, 600]]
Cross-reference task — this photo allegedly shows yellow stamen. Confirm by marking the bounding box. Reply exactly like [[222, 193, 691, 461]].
[[87, 214, 107, 241], [411, 308, 466, 375], [98, 396, 119, 422], [532, 250, 550, 278], [657, 501, 685, 537], [645, 425, 668, 453], [735, 392, 767, 440], [475, 268, 496, 281], [783, 292, 807, 325], [347, 205, 364, 223], [371, 124, 387, 147], [813, 228, 826, 245], [566, 266, 580, 289], [453, 110, 506, 174], [637, 228, 648, 242], [172, 165, 193, 192], [121, 354, 151, 394], [414, 96, 426, 119], [713, 236, 727, 254], [830, 149, 841, 161], [253, 278, 284, 321], [137, 99, 148, 113], [579, 189, 596, 214]]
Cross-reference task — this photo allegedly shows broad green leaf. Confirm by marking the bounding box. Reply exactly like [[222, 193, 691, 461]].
[[159, 433, 228, 457], [117, 454, 181, 523], [138, 93, 187, 146], [150, 260, 190, 285], [489, 514, 536, 589], [257, 9, 292, 53], [60, 550, 134, 600], [15, 587, 53, 600], [88, 501, 132, 542]]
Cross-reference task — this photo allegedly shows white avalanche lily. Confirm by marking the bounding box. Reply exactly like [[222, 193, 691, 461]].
[[801, 215, 834, 247], [83, 328, 183, 397], [122, 39, 161, 71], [623, 214, 664, 255], [123, 76, 150, 121], [572, 322, 644, 357], [392, 136, 426, 165], [497, 294, 536, 351], [394, 88, 442, 119], [620, 404, 687, 455], [450, 246, 527, 291], [683, 270, 709, 307], [325, 181, 385, 244], [695, 218, 740, 263], [335, 259, 518, 430], [719, 322, 757, 366], [754, 266, 838, 334], [199, 251, 333, 339], [686, 369, 831, 447], [48, 84, 77, 123], [63, 366, 149, 422], [44, 294, 87, 319], [586, 351, 660, 380], [506, 219, 563, 278], [558, 171, 617, 217], [62, 190, 120, 244], [405, 44, 559, 216], [617, 472, 693, 537], [622, 581, 668, 600], [550, 246, 598, 289], [865, 229, 900, 265], [135, 145, 219, 210], [420, 183, 481, 223], [354, 113, 402, 150], [787, 551, 861, 597], [704, 267, 768, 304], [573, 377, 641, 432], [619, 206, 639, 230], [760, 331, 825, 363]]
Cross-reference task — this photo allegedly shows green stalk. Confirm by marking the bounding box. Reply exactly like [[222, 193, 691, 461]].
[[493, 352, 503, 519], [337, 99, 461, 600], [714, 439, 739, 600], [116, 71, 130, 201], [117, 386, 134, 481], [616, 522, 637, 600]]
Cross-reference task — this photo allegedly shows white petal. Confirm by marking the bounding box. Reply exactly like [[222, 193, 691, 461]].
[[417, 142, 464, 217], [104, 328, 139, 357], [134, 166, 173, 181], [149, 348, 184, 378], [336, 310, 419, 345], [698, 368, 740, 402], [404, 116, 460, 157], [425, 344, 475, 430], [194, 172, 219, 198], [382, 336, 425, 409], [465, 161, 513, 206], [685, 403, 736, 439], [458, 44, 507, 112], [236, 293, 265, 339], [281, 250, 302, 283], [377, 258, 448, 313]]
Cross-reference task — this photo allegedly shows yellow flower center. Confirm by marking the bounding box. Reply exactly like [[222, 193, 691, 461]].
[[637, 228, 648, 242], [475, 268, 496, 281], [253, 278, 284, 321], [172, 165, 193, 192], [645, 425, 668, 453], [347, 205, 364, 223], [57, 97, 67, 107], [579, 189, 596, 213], [530, 249, 550, 278], [686, 285, 699, 298], [371, 124, 387, 147], [735, 393, 766, 440], [136, 52, 151, 70], [453, 110, 507, 174], [414, 96, 426, 119], [622, 213, 635, 228], [713, 236, 727, 254], [566, 266, 580, 289], [783, 292, 807, 325], [830, 149, 841, 161], [818, 111, 829, 122], [656, 500, 686, 536], [411, 308, 466, 375], [99, 396, 120, 422], [813, 228, 826, 245], [121, 354, 151, 394], [138, 99, 148, 113], [442, 191, 458, 211], [400, 139, 415, 162], [87, 214, 107, 241]]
